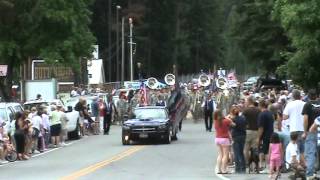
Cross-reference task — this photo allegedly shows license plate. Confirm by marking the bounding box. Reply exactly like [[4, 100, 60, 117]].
[[139, 133, 148, 138]]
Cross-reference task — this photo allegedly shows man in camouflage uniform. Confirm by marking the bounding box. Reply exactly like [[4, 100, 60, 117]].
[[191, 89, 204, 121], [128, 92, 140, 115], [149, 90, 158, 106], [116, 94, 128, 125], [162, 88, 171, 106]]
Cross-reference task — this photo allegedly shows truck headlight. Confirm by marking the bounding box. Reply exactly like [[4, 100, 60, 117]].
[[158, 124, 167, 130]]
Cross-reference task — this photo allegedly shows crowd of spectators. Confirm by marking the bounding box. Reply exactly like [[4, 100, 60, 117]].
[[0, 103, 71, 164], [214, 89, 320, 180]]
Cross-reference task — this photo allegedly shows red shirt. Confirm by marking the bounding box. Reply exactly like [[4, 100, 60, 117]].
[[99, 102, 105, 116], [214, 118, 231, 138]]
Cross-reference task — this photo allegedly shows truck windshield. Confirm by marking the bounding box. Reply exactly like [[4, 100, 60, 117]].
[[134, 109, 167, 119]]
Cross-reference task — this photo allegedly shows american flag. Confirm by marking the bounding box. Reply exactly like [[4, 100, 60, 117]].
[[140, 81, 148, 105]]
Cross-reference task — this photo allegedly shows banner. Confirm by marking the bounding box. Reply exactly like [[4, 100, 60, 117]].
[[0, 65, 8, 76]]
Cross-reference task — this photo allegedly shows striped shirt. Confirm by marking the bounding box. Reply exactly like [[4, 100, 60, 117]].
[[315, 116, 320, 146]]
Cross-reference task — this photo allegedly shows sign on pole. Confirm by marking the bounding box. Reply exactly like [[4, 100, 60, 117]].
[[0, 65, 8, 76]]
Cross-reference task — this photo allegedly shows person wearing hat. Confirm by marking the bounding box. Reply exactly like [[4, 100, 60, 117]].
[[75, 97, 86, 136], [36, 94, 42, 101], [116, 94, 128, 125], [57, 105, 68, 146]]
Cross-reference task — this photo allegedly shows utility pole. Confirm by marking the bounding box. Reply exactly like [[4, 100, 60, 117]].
[[121, 17, 125, 85], [116, 5, 121, 82], [107, 0, 112, 82], [129, 17, 133, 81]]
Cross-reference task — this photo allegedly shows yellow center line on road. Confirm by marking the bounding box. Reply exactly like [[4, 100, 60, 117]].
[[59, 146, 145, 180]]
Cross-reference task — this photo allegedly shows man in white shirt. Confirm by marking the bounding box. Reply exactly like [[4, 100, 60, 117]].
[[70, 87, 78, 97], [283, 90, 305, 159]]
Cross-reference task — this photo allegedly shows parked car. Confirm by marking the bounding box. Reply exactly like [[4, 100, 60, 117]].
[[243, 76, 260, 90], [23, 100, 81, 139], [122, 106, 172, 145], [0, 102, 24, 135]]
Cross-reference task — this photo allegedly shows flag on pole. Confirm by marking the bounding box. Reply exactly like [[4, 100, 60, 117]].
[[139, 81, 148, 106]]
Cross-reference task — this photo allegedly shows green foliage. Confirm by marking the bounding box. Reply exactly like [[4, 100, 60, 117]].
[[224, 3, 254, 76], [274, 0, 320, 89], [0, 0, 95, 100], [135, 0, 225, 76], [0, 0, 95, 65], [230, 0, 289, 74]]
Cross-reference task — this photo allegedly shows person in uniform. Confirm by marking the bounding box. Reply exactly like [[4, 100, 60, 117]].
[[148, 90, 157, 106], [116, 94, 128, 125], [202, 93, 216, 132], [129, 92, 140, 114], [156, 95, 166, 106], [103, 95, 117, 135], [192, 89, 204, 121]]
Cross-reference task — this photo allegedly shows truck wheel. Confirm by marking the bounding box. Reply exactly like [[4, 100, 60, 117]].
[[164, 129, 172, 144]]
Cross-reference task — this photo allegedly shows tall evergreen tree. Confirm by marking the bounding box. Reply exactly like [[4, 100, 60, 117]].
[[0, 0, 95, 100], [274, 0, 320, 89], [230, 0, 288, 75]]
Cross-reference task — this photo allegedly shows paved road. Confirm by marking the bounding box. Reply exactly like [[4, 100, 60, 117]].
[[0, 121, 218, 180]]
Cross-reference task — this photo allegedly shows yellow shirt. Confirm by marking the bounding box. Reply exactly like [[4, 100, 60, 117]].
[[50, 111, 61, 125]]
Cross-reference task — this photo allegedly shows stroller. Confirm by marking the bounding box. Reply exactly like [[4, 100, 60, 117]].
[[285, 161, 306, 180]]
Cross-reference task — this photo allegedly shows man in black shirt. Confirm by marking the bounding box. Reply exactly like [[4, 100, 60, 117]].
[[75, 97, 86, 136], [302, 89, 320, 178], [257, 99, 274, 173]]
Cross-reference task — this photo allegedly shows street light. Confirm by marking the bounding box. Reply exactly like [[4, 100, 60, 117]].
[[173, 64, 177, 89], [129, 17, 134, 81], [116, 5, 121, 82], [121, 16, 125, 86], [137, 62, 142, 81]]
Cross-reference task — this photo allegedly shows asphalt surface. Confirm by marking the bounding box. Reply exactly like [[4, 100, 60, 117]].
[[0, 118, 295, 180]]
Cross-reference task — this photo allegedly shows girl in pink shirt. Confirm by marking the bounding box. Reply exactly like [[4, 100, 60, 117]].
[[268, 133, 283, 179]]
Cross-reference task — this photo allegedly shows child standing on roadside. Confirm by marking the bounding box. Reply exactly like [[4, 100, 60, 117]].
[[268, 133, 283, 179]]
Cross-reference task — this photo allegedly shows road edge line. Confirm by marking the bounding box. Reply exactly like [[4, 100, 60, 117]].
[[215, 166, 230, 180]]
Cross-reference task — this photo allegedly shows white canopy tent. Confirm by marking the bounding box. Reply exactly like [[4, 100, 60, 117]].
[[87, 59, 105, 85]]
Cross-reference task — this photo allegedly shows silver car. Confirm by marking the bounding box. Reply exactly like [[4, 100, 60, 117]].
[[0, 103, 24, 135]]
